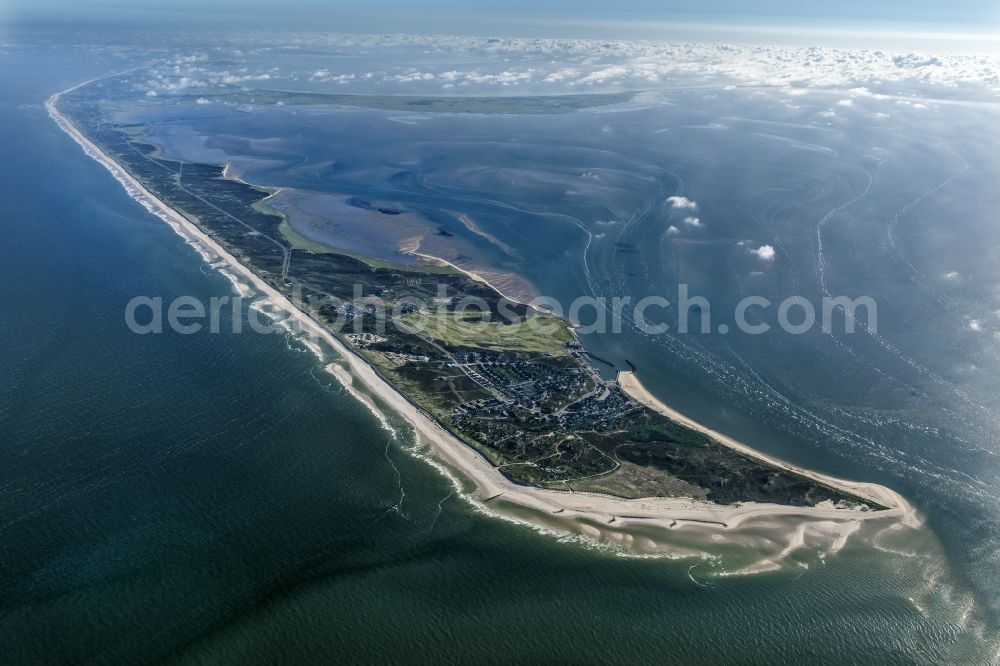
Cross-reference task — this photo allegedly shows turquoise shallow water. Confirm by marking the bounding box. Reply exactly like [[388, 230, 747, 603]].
[[1, 33, 998, 664]]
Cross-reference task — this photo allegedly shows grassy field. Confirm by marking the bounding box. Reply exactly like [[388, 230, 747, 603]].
[[403, 311, 574, 355]]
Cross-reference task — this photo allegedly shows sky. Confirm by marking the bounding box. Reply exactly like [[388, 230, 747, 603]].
[[2, 0, 999, 51]]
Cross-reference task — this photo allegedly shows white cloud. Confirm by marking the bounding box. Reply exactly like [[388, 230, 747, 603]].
[[544, 67, 581, 83], [944, 270, 961, 281], [313, 70, 357, 83], [138, 34, 1000, 103], [269, 35, 1000, 95], [683, 216, 702, 227], [969, 319, 983, 332], [140, 63, 278, 96], [836, 99, 854, 107], [221, 71, 270, 85], [666, 196, 697, 210], [666, 225, 680, 235], [751, 244, 776, 261]]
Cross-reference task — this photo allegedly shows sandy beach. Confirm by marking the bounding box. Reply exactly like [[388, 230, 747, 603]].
[[47, 80, 916, 560], [409, 250, 540, 309], [617, 371, 912, 517]]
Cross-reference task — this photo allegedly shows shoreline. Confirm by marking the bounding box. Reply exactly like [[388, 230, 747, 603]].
[[617, 371, 911, 517], [408, 250, 542, 311], [47, 79, 915, 558]]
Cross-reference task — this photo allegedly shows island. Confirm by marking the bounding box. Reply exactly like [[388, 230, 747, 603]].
[[48, 74, 913, 553]]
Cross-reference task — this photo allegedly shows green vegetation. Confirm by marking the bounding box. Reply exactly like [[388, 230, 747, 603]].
[[402, 311, 575, 355]]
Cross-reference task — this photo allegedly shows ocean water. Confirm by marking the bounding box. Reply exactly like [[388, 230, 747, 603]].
[[1, 32, 999, 664]]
